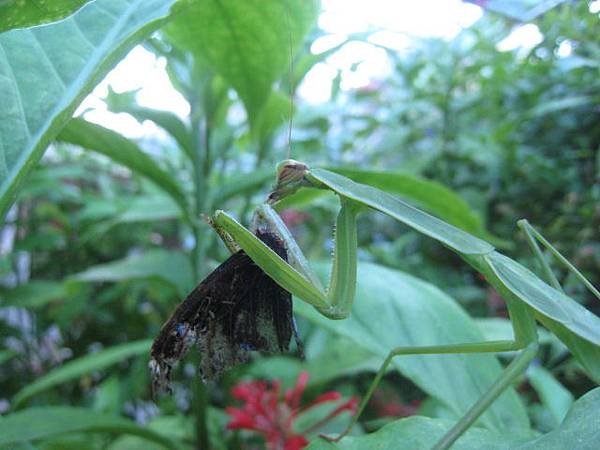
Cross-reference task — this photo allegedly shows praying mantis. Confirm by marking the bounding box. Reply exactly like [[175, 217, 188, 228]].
[[202, 160, 600, 449]]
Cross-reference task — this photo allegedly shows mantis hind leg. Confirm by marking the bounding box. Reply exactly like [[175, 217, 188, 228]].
[[324, 340, 537, 450]]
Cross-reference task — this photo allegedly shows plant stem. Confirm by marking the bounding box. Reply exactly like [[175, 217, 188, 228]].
[[190, 102, 211, 450]]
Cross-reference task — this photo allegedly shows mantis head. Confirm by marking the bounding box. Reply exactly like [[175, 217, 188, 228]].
[[267, 159, 309, 203]]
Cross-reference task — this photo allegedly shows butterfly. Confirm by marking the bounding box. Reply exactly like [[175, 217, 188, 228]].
[[149, 229, 301, 395]]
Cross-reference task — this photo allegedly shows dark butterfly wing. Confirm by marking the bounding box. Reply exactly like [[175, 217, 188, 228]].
[[231, 229, 293, 353], [150, 231, 297, 395], [149, 250, 247, 393]]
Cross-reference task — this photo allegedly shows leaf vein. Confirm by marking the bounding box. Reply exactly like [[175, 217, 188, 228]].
[[0, 41, 32, 138], [70, 19, 97, 51], [30, 30, 67, 89]]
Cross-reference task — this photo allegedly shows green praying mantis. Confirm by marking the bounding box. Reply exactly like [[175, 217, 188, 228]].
[[207, 159, 600, 449]]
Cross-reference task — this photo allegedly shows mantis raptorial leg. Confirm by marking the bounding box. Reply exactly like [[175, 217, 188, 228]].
[[212, 199, 361, 319], [208, 160, 600, 449]]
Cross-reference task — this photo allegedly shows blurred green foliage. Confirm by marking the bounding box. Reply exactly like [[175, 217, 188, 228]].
[[0, 0, 598, 449]]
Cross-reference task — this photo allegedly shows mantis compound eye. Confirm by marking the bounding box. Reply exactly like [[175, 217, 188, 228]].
[[268, 159, 309, 203]]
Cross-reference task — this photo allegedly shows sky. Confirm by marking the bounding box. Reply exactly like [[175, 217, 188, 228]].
[[78, 0, 546, 139]]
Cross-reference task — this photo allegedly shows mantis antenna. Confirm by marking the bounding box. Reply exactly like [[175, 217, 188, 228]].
[[285, 3, 294, 160]]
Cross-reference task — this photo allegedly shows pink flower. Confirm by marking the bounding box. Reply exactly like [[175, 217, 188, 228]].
[[279, 209, 309, 227], [226, 371, 358, 450]]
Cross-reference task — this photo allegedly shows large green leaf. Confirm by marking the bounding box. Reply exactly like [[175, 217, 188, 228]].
[[527, 365, 573, 427], [105, 87, 193, 158], [249, 333, 380, 389], [107, 412, 227, 450], [58, 118, 189, 214], [0, 1, 93, 33], [211, 166, 273, 206], [252, 91, 292, 147], [0, 0, 180, 220], [70, 250, 194, 296], [12, 340, 151, 408], [307, 387, 600, 450], [295, 262, 529, 434], [1, 280, 66, 309], [0, 407, 178, 449], [164, 0, 319, 126], [306, 417, 516, 450], [79, 194, 181, 224], [518, 387, 600, 449], [78, 195, 181, 242], [107, 415, 194, 450]]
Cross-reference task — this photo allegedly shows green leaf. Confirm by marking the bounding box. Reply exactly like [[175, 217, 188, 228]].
[[0, 349, 16, 365], [77, 194, 180, 223], [308, 168, 494, 255], [295, 262, 529, 434], [107, 415, 194, 450], [252, 91, 292, 147], [295, 397, 358, 439], [105, 87, 193, 158], [0, 0, 180, 220], [0, 1, 92, 33], [78, 195, 181, 243], [70, 250, 194, 296], [58, 118, 189, 215], [165, 0, 319, 126], [307, 387, 600, 449], [518, 387, 600, 449], [475, 318, 560, 349], [0, 407, 178, 449], [527, 365, 574, 427], [249, 333, 380, 388], [108, 410, 228, 450], [211, 167, 274, 205], [12, 340, 151, 408], [529, 95, 597, 118], [1, 281, 66, 309], [306, 416, 517, 450]]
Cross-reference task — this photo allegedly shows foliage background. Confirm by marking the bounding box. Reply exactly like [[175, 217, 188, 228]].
[[0, 0, 598, 449]]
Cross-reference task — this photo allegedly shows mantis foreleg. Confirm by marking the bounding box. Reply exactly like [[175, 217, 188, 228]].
[[211, 197, 361, 319]]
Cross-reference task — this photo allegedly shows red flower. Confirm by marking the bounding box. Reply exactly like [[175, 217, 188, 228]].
[[370, 388, 420, 418], [226, 371, 358, 450]]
